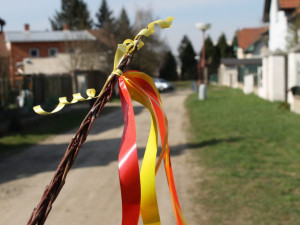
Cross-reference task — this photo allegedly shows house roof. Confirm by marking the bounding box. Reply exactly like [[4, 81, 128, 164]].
[[237, 27, 269, 50], [0, 33, 8, 57], [279, 0, 300, 9], [263, 0, 300, 22], [4, 30, 96, 43]]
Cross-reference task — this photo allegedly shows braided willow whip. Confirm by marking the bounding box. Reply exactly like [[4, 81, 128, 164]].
[[26, 38, 141, 225]]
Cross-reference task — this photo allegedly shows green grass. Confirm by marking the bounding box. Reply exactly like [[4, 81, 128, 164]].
[[185, 86, 300, 225], [0, 106, 115, 157], [172, 80, 195, 90]]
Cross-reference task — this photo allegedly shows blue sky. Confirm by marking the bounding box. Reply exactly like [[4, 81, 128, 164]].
[[0, 0, 265, 55]]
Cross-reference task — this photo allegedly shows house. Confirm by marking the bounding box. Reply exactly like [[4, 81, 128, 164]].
[[236, 27, 269, 59], [218, 0, 300, 112], [3, 23, 116, 106], [263, 0, 300, 51], [4, 24, 98, 89], [219, 58, 262, 90], [261, 0, 300, 105], [219, 27, 267, 90]]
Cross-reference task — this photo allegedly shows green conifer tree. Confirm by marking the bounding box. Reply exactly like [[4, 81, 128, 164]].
[[114, 8, 133, 43], [159, 51, 178, 81], [50, 0, 92, 30], [217, 33, 235, 58], [217, 33, 229, 58], [95, 0, 114, 31], [178, 35, 197, 80], [231, 34, 238, 57], [201, 35, 220, 75]]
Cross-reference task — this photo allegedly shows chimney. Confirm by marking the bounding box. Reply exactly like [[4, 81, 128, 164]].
[[24, 23, 30, 31], [0, 18, 5, 33], [63, 24, 69, 30]]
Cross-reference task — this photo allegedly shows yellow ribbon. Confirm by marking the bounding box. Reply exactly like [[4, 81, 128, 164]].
[[136, 17, 174, 38], [123, 71, 188, 225], [33, 17, 174, 115], [123, 77, 161, 224], [33, 69, 122, 115]]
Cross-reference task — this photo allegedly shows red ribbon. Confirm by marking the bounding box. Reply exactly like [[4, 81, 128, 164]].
[[129, 74, 184, 224], [118, 77, 141, 225], [118, 72, 187, 224]]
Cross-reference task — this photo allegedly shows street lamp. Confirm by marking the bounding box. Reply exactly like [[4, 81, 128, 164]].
[[196, 23, 211, 85]]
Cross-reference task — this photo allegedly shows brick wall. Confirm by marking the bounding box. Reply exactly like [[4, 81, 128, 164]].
[[9, 42, 66, 88]]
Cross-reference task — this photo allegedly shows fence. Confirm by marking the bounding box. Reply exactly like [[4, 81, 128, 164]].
[[0, 77, 11, 109], [31, 74, 73, 106], [1, 72, 106, 111]]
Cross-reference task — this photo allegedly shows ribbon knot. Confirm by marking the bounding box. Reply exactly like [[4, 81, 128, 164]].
[[112, 69, 124, 77], [123, 39, 144, 54]]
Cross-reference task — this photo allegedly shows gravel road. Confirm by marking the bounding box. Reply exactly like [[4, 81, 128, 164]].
[[0, 89, 200, 225]]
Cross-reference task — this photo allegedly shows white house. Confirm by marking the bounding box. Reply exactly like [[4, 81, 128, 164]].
[[261, 0, 300, 108], [236, 27, 269, 59], [219, 28, 267, 91], [262, 0, 296, 51]]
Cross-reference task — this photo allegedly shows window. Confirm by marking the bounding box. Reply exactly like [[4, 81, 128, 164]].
[[29, 48, 39, 57], [49, 47, 58, 57]]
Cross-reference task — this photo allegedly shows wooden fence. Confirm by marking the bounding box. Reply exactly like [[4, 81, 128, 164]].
[[0, 77, 10, 108], [32, 74, 73, 106]]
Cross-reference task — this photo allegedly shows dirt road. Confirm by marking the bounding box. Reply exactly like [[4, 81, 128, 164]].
[[0, 89, 200, 224]]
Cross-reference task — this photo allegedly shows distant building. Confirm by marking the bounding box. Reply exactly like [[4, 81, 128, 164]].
[[4, 24, 98, 89], [236, 27, 269, 59], [1, 23, 116, 107], [219, 27, 267, 90], [219, 58, 262, 89]]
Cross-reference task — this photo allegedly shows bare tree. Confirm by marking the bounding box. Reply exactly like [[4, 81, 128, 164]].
[[130, 9, 168, 76], [61, 32, 114, 92]]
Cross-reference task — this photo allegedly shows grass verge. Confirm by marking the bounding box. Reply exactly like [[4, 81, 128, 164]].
[[0, 105, 116, 158], [185, 86, 300, 225], [172, 80, 195, 90]]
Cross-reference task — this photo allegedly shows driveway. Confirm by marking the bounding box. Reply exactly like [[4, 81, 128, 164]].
[[0, 89, 200, 225]]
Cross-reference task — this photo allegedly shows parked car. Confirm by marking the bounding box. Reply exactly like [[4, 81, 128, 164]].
[[153, 78, 174, 92]]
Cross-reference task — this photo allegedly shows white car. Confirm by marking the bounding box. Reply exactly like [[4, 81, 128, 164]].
[[153, 78, 174, 92]]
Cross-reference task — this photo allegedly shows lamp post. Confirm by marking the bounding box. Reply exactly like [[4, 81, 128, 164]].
[[196, 23, 211, 85], [196, 23, 211, 100]]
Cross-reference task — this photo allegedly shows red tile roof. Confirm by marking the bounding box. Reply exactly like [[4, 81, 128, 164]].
[[237, 27, 269, 50], [0, 33, 8, 57], [279, 0, 300, 9], [263, 0, 300, 22]]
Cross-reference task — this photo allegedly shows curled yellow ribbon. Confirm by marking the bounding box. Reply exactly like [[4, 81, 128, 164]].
[[33, 88, 96, 115], [33, 69, 123, 115], [33, 17, 174, 115], [136, 17, 174, 38]]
